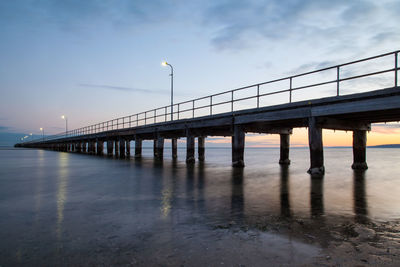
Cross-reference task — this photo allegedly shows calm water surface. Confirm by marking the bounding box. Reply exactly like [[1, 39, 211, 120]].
[[1, 147, 400, 266]]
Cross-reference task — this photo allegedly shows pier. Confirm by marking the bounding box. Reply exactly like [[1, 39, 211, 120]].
[[16, 51, 400, 175]]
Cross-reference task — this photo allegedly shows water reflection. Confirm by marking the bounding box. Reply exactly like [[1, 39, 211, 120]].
[[231, 168, 244, 222], [34, 150, 45, 223], [56, 153, 69, 240], [310, 176, 324, 218], [280, 165, 291, 218], [353, 170, 369, 224]]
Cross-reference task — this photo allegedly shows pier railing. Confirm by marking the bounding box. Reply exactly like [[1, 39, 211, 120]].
[[24, 50, 399, 144]]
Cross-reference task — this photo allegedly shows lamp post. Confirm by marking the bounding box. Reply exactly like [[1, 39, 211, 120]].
[[29, 133, 33, 141], [162, 61, 174, 121], [40, 128, 44, 141], [61, 115, 68, 136]]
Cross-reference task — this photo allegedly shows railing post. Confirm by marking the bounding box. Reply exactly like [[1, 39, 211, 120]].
[[210, 96, 213, 115], [129, 116, 131, 128], [395, 52, 398, 87], [178, 104, 180, 120], [289, 77, 292, 103], [231, 91, 234, 112], [145, 112, 147, 125], [192, 100, 195, 118], [136, 114, 139, 126], [165, 107, 167, 122], [336, 66, 340, 96], [122, 117, 125, 128], [257, 85, 260, 108], [154, 109, 156, 123]]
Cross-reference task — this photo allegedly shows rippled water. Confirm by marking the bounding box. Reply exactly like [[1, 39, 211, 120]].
[[1, 147, 400, 265]]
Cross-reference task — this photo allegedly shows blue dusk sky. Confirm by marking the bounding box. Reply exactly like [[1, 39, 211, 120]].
[[0, 0, 399, 145]]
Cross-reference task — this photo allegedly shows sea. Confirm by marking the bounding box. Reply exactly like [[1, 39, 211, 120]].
[[1, 147, 400, 266]]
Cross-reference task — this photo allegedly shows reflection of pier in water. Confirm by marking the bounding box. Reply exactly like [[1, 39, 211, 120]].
[[170, 162, 370, 225]]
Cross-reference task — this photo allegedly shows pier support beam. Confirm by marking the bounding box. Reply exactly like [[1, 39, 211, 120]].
[[232, 125, 245, 167], [153, 139, 157, 157], [97, 141, 103, 155], [135, 138, 142, 158], [279, 134, 291, 165], [352, 130, 368, 170], [114, 140, 119, 157], [76, 142, 82, 153], [172, 138, 178, 159], [119, 139, 125, 158], [156, 137, 164, 159], [107, 140, 114, 156], [90, 141, 96, 154], [198, 137, 205, 162], [307, 117, 324, 175], [126, 140, 131, 157], [186, 134, 195, 164], [82, 142, 86, 153]]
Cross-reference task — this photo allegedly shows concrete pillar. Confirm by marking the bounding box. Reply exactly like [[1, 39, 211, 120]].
[[198, 136, 205, 162], [186, 135, 195, 163], [156, 137, 164, 159], [232, 125, 245, 167], [172, 138, 178, 159], [352, 130, 368, 170], [114, 140, 119, 157], [307, 117, 324, 175], [119, 139, 125, 158], [107, 140, 114, 156], [126, 140, 131, 156], [135, 138, 142, 158], [76, 142, 81, 153], [279, 134, 291, 165], [97, 141, 104, 155], [82, 142, 86, 153], [89, 141, 95, 154]]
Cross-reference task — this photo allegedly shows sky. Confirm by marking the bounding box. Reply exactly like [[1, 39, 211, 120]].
[[0, 0, 399, 146]]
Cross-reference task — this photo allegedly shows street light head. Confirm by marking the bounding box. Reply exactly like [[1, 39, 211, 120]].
[[161, 61, 168, 66], [40, 128, 43, 131], [61, 115, 65, 119], [29, 133, 32, 136]]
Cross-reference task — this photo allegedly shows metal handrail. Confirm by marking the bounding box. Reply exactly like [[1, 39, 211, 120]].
[[23, 50, 399, 144]]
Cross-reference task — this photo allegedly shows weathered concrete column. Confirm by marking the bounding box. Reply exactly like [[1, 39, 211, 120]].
[[156, 137, 164, 159], [119, 139, 125, 158], [232, 125, 245, 167], [76, 142, 81, 153], [135, 138, 142, 158], [307, 117, 324, 175], [126, 140, 131, 156], [114, 140, 119, 157], [97, 141, 104, 155], [352, 130, 368, 169], [198, 137, 205, 162], [107, 140, 114, 156], [186, 134, 195, 163], [172, 138, 178, 159], [90, 141, 96, 154], [82, 142, 87, 153], [279, 134, 291, 165]]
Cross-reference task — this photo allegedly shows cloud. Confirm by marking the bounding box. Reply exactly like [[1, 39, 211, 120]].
[[372, 123, 400, 134], [203, 0, 400, 52], [0, 0, 175, 31], [78, 83, 168, 94]]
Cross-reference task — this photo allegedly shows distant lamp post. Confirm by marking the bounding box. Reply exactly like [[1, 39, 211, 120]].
[[29, 133, 33, 141], [61, 115, 68, 136], [162, 61, 174, 121], [40, 128, 44, 141]]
